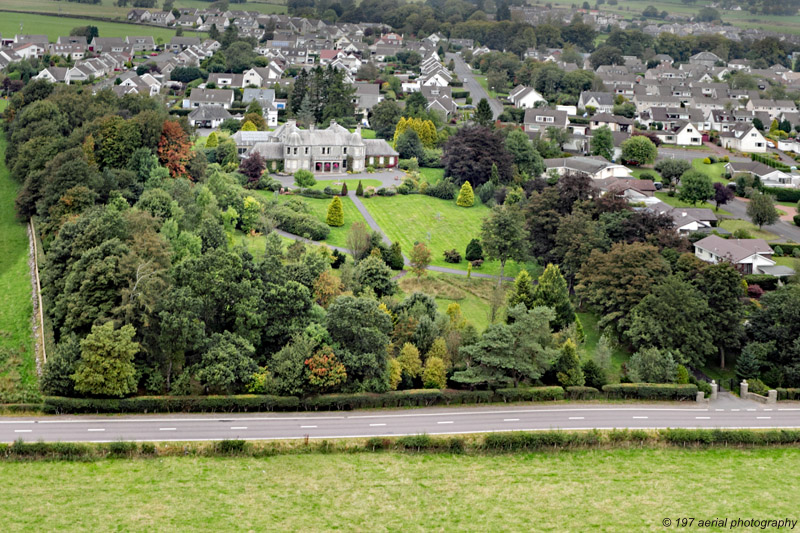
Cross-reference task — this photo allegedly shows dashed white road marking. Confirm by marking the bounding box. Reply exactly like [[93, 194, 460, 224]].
[[757, 417, 771, 420], [300, 425, 317, 429], [437, 421, 454, 425], [632, 416, 648, 419], [87, 429, 105, 432], [568, 417, 584, 420], [159, 428, 176, 431], [230, 427, 247, 430], [14, 429, 31, 433], [369, 423, 386, 427], [503, 418, 520, 422], [695, 417, 711, 420]]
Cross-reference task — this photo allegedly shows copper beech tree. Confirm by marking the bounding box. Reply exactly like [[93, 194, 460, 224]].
[[157, 120, 192, 179]]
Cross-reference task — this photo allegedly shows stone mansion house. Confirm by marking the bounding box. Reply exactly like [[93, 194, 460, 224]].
[[246, 120, 398, 173]]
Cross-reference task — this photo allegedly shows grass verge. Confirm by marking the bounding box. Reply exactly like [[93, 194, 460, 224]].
[[718, 219, 779, 241], [0, 102, 39, 403], [654, 192, 731, 215], [1, 444, 799, 530]]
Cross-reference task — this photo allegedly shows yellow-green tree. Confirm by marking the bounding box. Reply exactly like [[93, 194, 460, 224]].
[[326, 196, 344, 226], [398, 342, 422, 378], [422, 356, 447, 388], [456, 180, 474, 207], [206, 131, 219, 148], [241, 120, 257, 131]]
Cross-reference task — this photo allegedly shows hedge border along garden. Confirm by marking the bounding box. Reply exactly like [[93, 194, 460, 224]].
[[763, 186, 800, 203], [750, 153, 791, 172], [5, 428, 800, 461], [39, 384, 699, 414]]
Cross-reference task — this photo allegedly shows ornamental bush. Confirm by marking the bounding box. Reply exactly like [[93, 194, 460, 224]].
[[456, 181, 474, 207]]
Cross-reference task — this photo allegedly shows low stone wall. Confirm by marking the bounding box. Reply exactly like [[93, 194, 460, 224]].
[[740, 381, 777, 404]]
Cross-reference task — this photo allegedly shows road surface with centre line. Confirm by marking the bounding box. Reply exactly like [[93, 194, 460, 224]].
[[3, 404, 800, 442]]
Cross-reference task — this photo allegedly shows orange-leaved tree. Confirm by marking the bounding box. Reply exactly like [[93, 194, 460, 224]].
[[157, 120, 192, 179]]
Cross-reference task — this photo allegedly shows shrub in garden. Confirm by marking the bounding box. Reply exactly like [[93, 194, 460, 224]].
[[444, 249, 462, 263], [456, 181, 474, 207], [465, 238, 484, 261], [356, 180, 364, 196], [326, 196, 344, 226]]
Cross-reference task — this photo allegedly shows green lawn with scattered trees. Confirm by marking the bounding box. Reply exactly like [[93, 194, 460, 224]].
[[362, 194, 539, 277]]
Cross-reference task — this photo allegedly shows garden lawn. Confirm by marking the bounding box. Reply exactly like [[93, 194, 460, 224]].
[[0, 12, 189, 41], [234, 231, 296, 257], [362, 194, 539, 277], [3, 448, 800, 530], [654, 192, 731, 215], [419, 167, 444, 184], [631, 168, 661, 181], [473, 75, 504, 99], [718, 219, 779, 241], [0, 102, 39, 403], [308, 178, 382, 192], [691, 158, 728, 184], [398, 274, 509, 331], [254, 192, 368, 250], [577, 312, 628, 382]]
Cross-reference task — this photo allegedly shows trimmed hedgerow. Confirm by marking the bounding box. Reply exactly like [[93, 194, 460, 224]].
[[495, 387, 565, 402], [602, 383, 697, 400]]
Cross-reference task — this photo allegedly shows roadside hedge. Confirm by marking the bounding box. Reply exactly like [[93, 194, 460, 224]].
[[763, 186, 800, 203], [777, 388, 800, 400], [566, 386, 600, 400], [602, 383, 698, 400], [770, 243, 800, 255], [495, 386, 565, 402], [42, 395, 301, 414]]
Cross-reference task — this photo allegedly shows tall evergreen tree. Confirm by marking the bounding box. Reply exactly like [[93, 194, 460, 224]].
[[475, 98, 493, 126], [508, 270, 535, 310], [533, 264, 575, 331]]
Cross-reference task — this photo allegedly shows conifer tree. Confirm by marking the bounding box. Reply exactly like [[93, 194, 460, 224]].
[[556, 339, 585, 387], [356, 180, 364, 196], [341, 182, 348, 195], [508, 270, 535, 310], [241, 120, 257, 131], [422, 357, 447, 388], [457, 180, 475, 207], [533, 264, 575, 331], [206, 131, 218, 148], [326, 196, 344, 226]]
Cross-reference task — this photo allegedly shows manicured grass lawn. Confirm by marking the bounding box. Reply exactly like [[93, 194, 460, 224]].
[[254, 192, 369, 250], [362, 194, 539, 278], [234, 231, 296, 257], [631, 168, 660, 181], [0, 12, 190, 41], [419, 167, 445, 184], [718, 219, 779, 241], [308, 178, 382, 192], [398, 274, 509, 331], [577, 312, 629, 382], [0, 101, 39, 403], [350, 128, 376, 139], [654, 192, 731, 215], [774, 256, 800, 270], [691, 158, 728, 184], [3, 448, 800, 530]]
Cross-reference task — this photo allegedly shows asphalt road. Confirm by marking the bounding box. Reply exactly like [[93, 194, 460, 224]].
[[724, 198, 800, 243], [4, 403, 800, 443], [447, 52, 504, 119]]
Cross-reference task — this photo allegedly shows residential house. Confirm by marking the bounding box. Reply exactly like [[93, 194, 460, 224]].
[[207, 73, 246, 88], [578, 91, 614, 114], [127, 9, 152, 22], [89, 37, 125, 53], [188, 106, 232, 128], [694, 235, 788, 275], [647, 201, 717, 234], [689, 51, 722, 68], [168, 37, 202, 51], [544, 156, 632, 180], [125, 36, 156, 52], [719, 123, 767, 153], [242, 88, 280, 127], [184, 88, 235, 109], [149, 11, 176, 26], [509, 85, 546, 109], [725, 161, 800, 188], [242, 64, 284, 87], [589, 113, 633, 133], [421, 85, 456, 117], [523, 108, 569, 134], [656, 121, 702, 146], [34, 67, 70, 84]]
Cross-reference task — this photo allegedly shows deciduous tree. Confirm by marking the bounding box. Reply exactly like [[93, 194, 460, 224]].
[[678, 170, 713, 206], [409, 242, 432, 278], [747, 191, 778, 229], [72, 322, 139, 397], [157, 120, 191, 179], [481, 203, 528, 284]]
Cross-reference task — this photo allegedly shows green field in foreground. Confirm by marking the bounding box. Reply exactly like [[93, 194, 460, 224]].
[[0, 12, 191, 41], [0, 100, 39, 404], [2, 448, 800, 530], [362, 194, 539, 277]]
